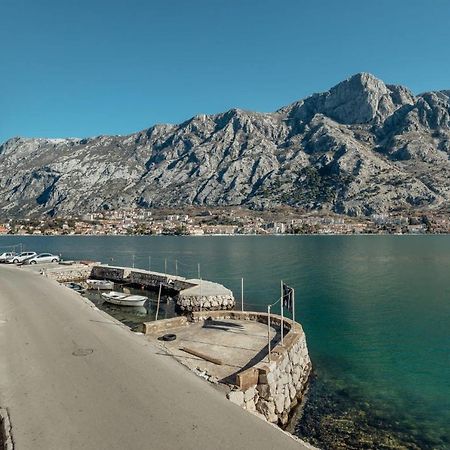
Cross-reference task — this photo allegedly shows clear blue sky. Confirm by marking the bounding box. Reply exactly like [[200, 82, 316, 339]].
[[1, 0, 450, 144]]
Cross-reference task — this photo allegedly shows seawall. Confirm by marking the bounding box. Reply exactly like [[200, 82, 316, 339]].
[[39, 262, 96, 282], [191, 311, 311, 425]]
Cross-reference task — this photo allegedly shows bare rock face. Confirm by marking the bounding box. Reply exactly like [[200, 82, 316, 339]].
[[279, 73, 415, 125], [0, 73, 449, 218]]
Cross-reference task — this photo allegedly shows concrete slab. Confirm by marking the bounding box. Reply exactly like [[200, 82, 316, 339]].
[[184, 278, 233, 296], [151, 318, 279, 384]]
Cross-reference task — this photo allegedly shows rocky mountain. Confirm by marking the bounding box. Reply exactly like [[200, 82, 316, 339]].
[[1, 72, 449, 218]]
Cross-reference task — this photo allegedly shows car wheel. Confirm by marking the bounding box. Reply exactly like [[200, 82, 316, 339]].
[[30, 260, 37, 264], [13, 259, 19, 264], [52, 259, 58, 263]]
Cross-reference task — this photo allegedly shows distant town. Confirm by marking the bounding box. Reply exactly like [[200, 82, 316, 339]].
[[0, 207, 449, 236]]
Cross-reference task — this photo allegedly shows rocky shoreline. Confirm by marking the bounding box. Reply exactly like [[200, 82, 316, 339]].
[[291, 375, 449, 450]]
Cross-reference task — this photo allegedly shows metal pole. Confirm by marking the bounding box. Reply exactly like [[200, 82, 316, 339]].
[[155, 283, 162, 321], [267, 305, 271, 362], [164, 258, 167, 275], [197, 263, 200, 279], [241, 277, 244, 311], [199, 277, 202, 312], [280, 280, 284, 346], [175, 260, 178, 276], [148, 256, 151, 271], [292, 288, 296, 325], [132, 254, 135, 268]]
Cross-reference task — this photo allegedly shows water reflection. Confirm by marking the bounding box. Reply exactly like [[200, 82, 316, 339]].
[[83, 285, 177, 329]]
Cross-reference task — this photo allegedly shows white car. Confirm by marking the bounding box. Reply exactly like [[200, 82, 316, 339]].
[[0, 252, 16, 263], [26, 253, 60, 264], [7, 252, 37, 264]]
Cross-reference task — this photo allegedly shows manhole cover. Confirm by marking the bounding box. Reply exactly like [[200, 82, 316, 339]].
[[72, 348, 94, 357]]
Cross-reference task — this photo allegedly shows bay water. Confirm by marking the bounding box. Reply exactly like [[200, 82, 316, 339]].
[[1, 235, 448, 449]]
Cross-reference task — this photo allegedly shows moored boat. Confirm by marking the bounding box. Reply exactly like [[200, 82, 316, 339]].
[[101, 291, 147, 307], [86, 279, 114, 290]]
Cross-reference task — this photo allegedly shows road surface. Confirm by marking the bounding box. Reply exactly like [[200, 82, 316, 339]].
[[0, 265, 310, 449]]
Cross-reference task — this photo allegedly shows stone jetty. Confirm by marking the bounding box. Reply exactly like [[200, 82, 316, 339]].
[[90, 265, 235, 311], [27, 261, 235, 311]]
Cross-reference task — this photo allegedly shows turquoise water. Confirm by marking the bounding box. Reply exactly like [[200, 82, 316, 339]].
[[1, 235, 449, 448]]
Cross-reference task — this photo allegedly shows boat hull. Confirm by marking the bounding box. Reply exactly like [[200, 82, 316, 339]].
[[101, 292, 147, 307]]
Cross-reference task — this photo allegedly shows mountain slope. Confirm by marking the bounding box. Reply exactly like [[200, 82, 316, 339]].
[[1, 73, 449, 218]]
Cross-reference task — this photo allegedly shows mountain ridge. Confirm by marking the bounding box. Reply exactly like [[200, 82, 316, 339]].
[[1, 73, 449, 218]]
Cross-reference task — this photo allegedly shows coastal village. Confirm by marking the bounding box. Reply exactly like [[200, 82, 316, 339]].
[[1, 206, 449, 236]]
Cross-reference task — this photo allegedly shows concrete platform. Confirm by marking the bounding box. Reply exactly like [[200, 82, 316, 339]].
[[151, 318, 279, 385], [183, 278, 233, 296]]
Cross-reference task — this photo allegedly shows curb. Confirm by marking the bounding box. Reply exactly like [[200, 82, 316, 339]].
[[0, 407, 14, 450]]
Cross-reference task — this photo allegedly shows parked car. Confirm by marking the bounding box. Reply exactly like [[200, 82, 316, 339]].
[[26, 253, 60, 264], [0, 252, 17, 263], [7, 252, 37, 264]]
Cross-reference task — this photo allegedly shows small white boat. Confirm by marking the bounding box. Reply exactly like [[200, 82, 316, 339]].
[[101, 291, 147, 307], [86, 279, 114, 290]]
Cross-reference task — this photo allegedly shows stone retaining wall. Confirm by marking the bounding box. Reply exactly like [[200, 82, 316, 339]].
[[128, 269, 196, 292], [177, 292, 235, 312], [191, 311, 311, 426], [42, 263, 95, 283], [90, 266, 127, 282], [143, 316, 189, 335]]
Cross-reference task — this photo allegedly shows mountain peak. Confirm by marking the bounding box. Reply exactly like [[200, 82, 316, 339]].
[[282, 72, 415, 125], [345, 72, 384, 86], [323, 72, 392, 124]]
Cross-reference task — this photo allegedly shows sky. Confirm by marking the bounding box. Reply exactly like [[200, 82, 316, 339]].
[[1, 0, 450, 144]]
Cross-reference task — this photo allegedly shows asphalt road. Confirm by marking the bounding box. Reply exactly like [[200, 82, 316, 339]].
[[0, 265, 310, 450]]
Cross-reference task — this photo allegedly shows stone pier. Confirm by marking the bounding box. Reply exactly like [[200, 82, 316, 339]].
[[90, 265, 235, 311], [144, 310, 311, 427], [192, 311, 311, 426]]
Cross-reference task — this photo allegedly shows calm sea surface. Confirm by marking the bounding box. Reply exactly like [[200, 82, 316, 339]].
[[1, 235, 449, 449]]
